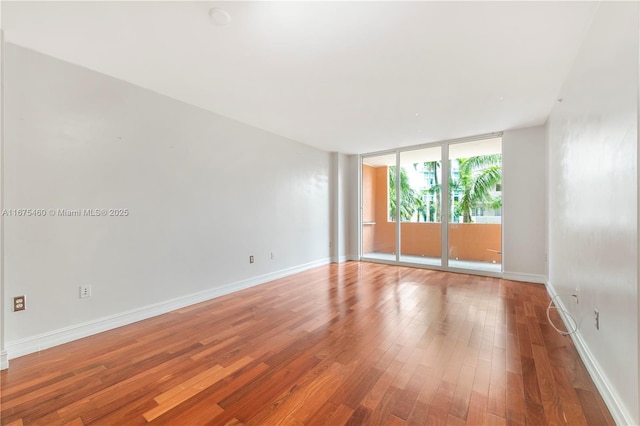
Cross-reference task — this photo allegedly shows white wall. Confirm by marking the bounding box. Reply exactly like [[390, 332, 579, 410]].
[[3, 44, 331, 358], [330, 152, 349, 263], [346, 154, 360, 261], [502, 125, 546, 282], [547, 2, 639, 424], [0, 29, 7, 370]]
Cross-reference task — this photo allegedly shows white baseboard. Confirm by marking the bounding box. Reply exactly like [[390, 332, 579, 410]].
[[546, 281, 633, 426], [6, 257, 330, 361], [331, 255, 348, 263], [347, 254, 360, 262], [0, 350, 8, 370], [502, 271, 546, 284]]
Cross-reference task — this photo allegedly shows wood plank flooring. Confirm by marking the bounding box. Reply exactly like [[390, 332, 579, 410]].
[[0, 262, 614, 425]]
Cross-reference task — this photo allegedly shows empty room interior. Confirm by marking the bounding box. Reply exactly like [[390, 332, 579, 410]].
[[0, 1, 638, 425]]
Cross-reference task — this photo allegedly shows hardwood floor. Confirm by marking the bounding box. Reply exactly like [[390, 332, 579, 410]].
[[0, 262, 614, 425]]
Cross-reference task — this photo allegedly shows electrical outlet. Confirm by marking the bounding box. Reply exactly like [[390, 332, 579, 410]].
[[271, 252, 275, 260], [249, 255, 254, 264], [594, 309, 599, 330], [13, 295, 26, 312], [80, 285, 92, 298]]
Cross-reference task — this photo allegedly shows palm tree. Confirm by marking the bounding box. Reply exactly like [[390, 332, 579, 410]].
[[391, 156, 500, 223], [427, 161, 440, 222], [455, 154, 502, 223], [412, 162, 437, 222], [415, 190, 428, 222], [424, 155, 501, 223], [388, 166, 417, 221]]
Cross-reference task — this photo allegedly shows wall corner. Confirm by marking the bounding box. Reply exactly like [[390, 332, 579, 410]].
[[0, 350, 8, 370]]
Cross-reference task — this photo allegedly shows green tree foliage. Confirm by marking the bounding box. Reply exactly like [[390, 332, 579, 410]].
[[425, 161, 440, 222], [388, 166, 417, 221], [415, 190, 428, 222], [454, 154, 502, 223], [411, 155, 502, 223]]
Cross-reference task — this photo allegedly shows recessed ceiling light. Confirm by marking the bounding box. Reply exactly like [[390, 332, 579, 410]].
[[209, 7, 231, 26], [415, 113, 419, 117]]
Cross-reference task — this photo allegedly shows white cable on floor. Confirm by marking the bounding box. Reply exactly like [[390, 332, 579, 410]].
[[546, 294, 578, 336]]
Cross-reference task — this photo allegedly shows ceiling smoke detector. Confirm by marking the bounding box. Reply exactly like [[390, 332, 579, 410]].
[[209, 7, 231, 26]]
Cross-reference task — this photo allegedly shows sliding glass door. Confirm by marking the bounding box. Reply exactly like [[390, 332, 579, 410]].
[[399, 147, 442, 266], [448, 138, 502, 272], [361, 153, 396, 261], [361, 135, 502, 275]]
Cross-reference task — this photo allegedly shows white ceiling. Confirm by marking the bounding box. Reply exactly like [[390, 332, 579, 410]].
[[1, 1, 599, 154]]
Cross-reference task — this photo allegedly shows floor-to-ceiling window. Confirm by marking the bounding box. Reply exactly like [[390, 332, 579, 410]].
[[447, 138, 502, 272], [398, 147, 442, 266], [361, 134, 502, 275], [361, 153, 397, 261]]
